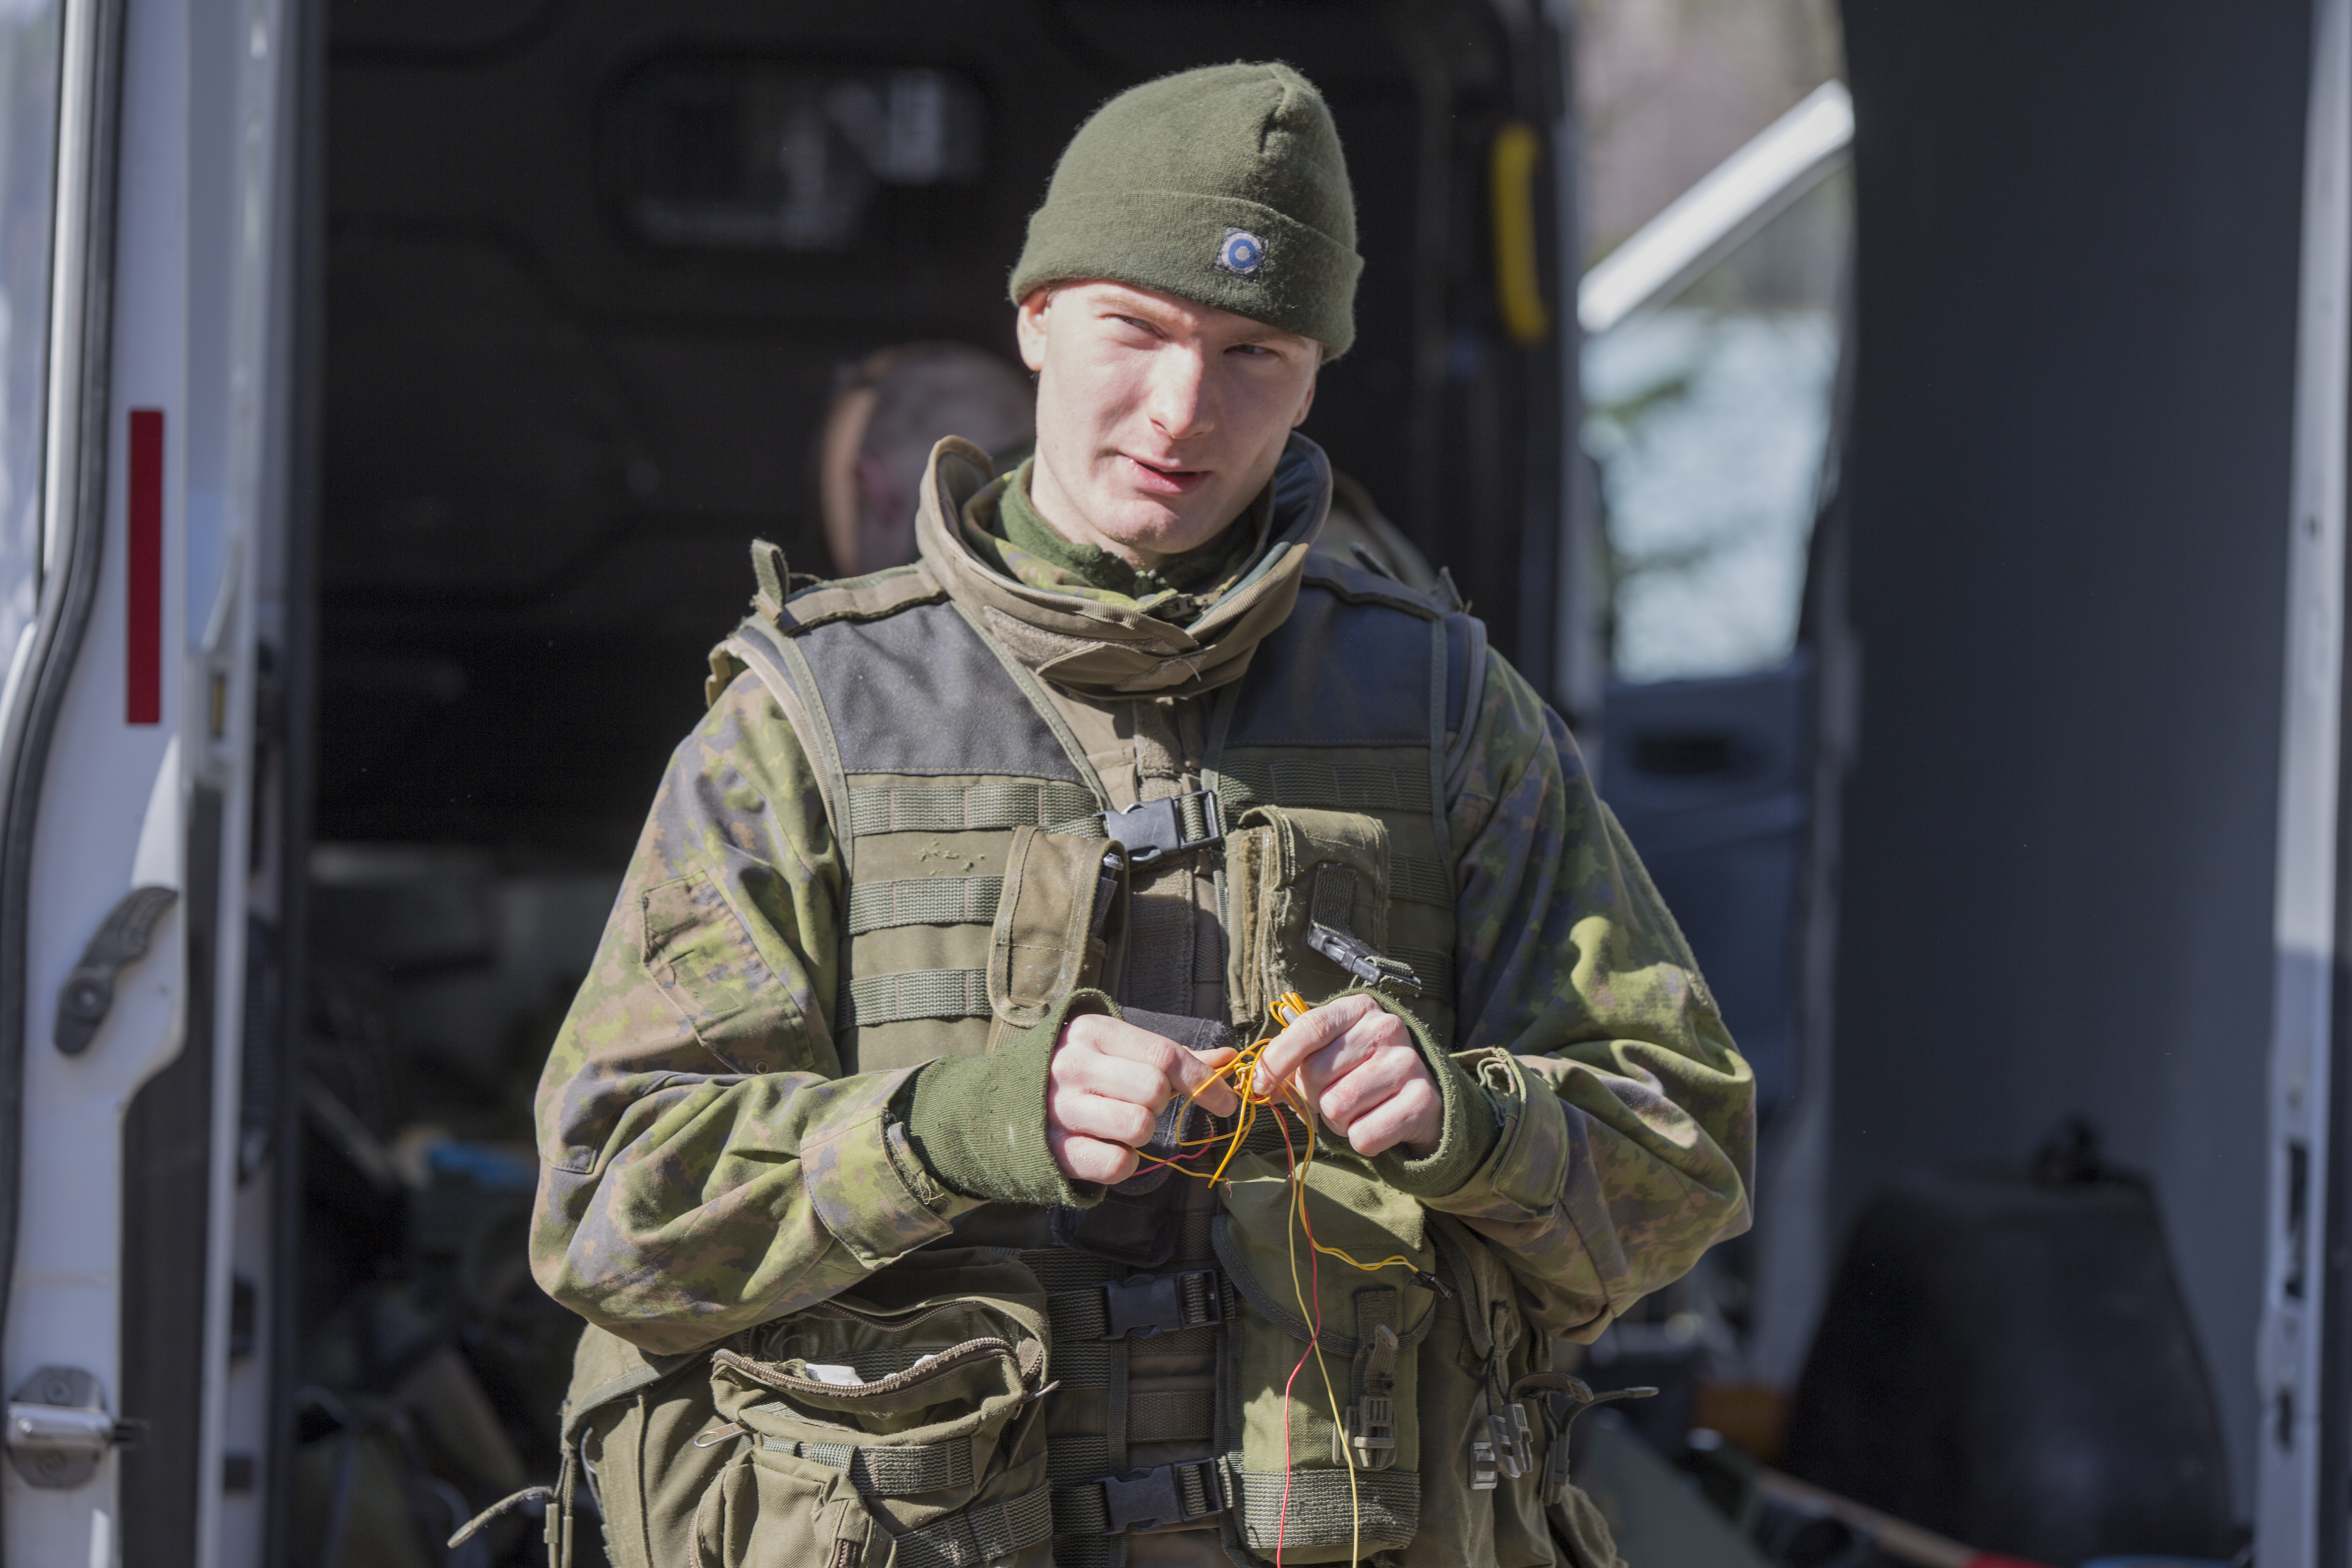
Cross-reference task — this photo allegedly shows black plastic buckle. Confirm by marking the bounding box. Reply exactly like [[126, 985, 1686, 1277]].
[[1101, 1270, 1223, 1339], [1097, 790, 1224, 869], [1101, 1461, 1222, 1533]]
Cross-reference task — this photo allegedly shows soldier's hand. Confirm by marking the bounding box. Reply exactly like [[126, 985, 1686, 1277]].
[[1252, 992, 1442, 1158], [1049, 1013, 1241, 1185]]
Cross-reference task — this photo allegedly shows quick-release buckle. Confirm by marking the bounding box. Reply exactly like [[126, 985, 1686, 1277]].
[[1101, 1270, 1224, 1339], [1096, 790, 1224, 869], [1308, 923, 1424, 998], [1100, 1461, 1223, 1533]]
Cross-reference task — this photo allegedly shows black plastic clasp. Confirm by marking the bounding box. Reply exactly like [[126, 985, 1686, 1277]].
[[1101, 1270, 1223, 1338], [1100, 1461, 1222, 1533], [1097, 790, 1224, 869]]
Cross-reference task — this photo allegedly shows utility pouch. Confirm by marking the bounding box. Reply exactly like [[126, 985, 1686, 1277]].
[[1210, 1150, 1437, 1562], [1403, 1213, 1638, 1568], [1221, 806, 1402, 1027], [989, 829, 1124, 1042], [544, 1326, 719, 1568], [690, 1250, 1056, 1568]]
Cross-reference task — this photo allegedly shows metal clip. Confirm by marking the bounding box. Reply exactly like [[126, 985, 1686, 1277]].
[[1307, 923, 1423, 997], [1096, 790, 1224, 868]]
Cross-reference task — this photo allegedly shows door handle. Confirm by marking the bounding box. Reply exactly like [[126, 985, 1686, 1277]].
[[53, 884, 178, 1055]]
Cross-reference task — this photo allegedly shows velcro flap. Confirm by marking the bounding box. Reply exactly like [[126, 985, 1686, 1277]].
[[988, 827, 1114, 1029]]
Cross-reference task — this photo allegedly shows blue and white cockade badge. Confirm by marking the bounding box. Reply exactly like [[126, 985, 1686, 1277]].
[[1215, 227, 1267, 277]]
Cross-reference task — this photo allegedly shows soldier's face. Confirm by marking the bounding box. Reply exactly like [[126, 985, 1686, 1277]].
[[1017, 281, 1319, 570]]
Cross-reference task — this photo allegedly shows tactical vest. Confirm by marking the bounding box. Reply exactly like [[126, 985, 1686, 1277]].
[[537, 552, 1631, 1568]]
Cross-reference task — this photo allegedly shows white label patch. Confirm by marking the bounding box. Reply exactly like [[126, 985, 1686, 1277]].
[[1215, 227, 1266, 277], [802, 1363, 864, 1386]]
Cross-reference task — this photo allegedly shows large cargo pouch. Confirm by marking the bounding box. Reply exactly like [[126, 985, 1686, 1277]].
[[690, 1249, 1056, 1568], [1210, 1148, 1439, 1564]]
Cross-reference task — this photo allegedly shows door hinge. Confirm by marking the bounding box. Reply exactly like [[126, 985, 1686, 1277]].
[[6, 1367, 143, 1488]]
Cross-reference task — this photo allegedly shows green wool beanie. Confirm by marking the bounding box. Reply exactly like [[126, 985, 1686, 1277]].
[[1008, 61, 1361, 355]]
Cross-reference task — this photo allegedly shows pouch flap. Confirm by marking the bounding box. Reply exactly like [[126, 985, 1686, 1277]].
[[1210, 1151, 1436, 1354], [1221, 805, 1393, 1023], [989, 827, 1117, 1029]]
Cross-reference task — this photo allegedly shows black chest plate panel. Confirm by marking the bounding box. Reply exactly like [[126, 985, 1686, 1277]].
[[794, 602, 1081, 780], [1227, 588, 1435, 748]]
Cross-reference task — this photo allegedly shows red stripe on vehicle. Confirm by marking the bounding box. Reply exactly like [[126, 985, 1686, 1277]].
[[126, 408, 162, 724]]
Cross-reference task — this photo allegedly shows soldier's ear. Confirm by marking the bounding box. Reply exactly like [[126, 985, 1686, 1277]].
[[1015, 287, 1056, 373]]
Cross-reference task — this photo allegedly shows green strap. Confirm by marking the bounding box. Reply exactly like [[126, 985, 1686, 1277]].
[[759, 1434, 974, 1495], [893, 1480, 1056, 1568], [1392, 947, 1454, 1002], [848, 781, 1103, 837], [846, 970, 991, 1026], [1390, 857, 1452, 908], [1235, 1467, 1420, 1552], [846, 877, 1004, 934], [1128, 1390, 1213, 1443], [1220, 758, 1434, 815]]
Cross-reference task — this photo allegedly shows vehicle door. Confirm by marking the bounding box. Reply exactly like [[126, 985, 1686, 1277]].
[[1574, 82, 1855, 1387], [0, 0, 302, 1562]]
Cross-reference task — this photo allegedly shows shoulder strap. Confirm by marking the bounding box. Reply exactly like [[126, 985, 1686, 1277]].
[[1299, 553, 1448, 618]]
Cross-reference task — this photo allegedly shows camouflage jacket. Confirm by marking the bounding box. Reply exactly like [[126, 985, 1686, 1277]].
[[530, 437, 1755, 1358]]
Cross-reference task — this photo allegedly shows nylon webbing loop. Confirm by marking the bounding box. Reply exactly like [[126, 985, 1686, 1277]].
[[845, 877, 1004, 934], [1235, 1467, 1420, 1552], [758, 1434, 975, 1494], [845, 969, 990, 1026], [1052, 1460, 1225, 1536], [1219, 759, 1433, 815], [1127, 1390, 1213, 1444], [1390, 857, 1452, 908], [848, 782, 1103, 837], [1392, 947, 1454, 1002], [1047, 1271, 1223, 1342], [892, 1481, 1057, 1568]]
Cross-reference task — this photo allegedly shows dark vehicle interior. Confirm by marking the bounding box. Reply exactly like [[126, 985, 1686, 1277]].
[[290, 1, 1571, 1559]]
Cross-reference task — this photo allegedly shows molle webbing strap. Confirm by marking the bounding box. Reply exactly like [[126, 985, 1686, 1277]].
[[848, 782, 1103, 837], [1234, 1468, 1420, 1552], [1127, 1390, 1213, 1443], [1219, 758, 1433, 815], [1389, 857, 1451, 908], [1392, 947, 1454, 1003], [845, 970, 991, 1026], [758, 1434, 974, 1494], [892, 1481, 1056, 1568], [846, 877, 1004, 933]]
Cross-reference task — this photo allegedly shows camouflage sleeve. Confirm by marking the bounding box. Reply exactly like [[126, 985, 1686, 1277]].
[[529, 671, 982, 1355], [1421, 652, 1756, 1342]]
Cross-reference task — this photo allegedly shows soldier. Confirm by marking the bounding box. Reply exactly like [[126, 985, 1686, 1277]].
[[525, 61, 1752, 1568]]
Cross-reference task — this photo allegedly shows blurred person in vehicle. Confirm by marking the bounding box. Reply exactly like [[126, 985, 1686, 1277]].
[[820, 341, 1036, 577], [526, 61, 1751, 1568]]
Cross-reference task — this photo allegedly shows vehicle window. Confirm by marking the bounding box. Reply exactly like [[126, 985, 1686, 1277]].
[[0, 0, 58, 674], [1584, 163, 1850, 683], [612, 60, 985, 251]]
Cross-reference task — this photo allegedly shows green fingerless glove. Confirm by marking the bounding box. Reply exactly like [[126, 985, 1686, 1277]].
[[897, 989, 1118, 1209], [1336, 989, 1504, 1199]]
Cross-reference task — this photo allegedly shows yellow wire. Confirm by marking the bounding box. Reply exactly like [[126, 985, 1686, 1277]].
[[1136, 992, 1445, 1563]]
